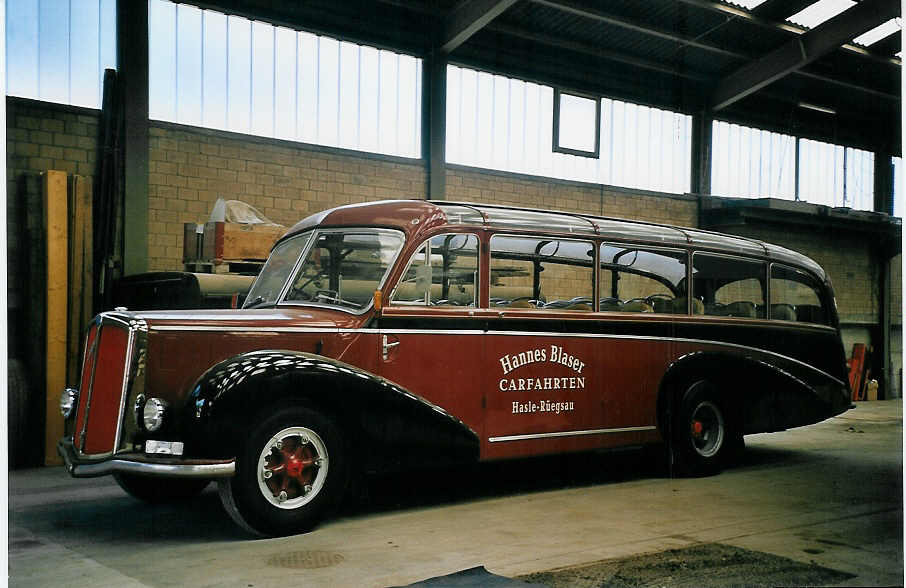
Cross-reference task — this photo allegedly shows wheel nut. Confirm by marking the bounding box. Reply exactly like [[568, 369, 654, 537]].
[[274, 440, 283, 450], [303, 484, 313, 494], [278, 491, 288, 502], [299, 436, 309, 445], [263, 470, 272, 479], [315, 458, 325, 467]]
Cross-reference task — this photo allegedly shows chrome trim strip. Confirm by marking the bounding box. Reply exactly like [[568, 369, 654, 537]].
[[59, 439, 234, 478], [489, 425, 657, 443], [145, 326, 844, 387], [150, 325, 344, 333], [112, 325, 137, 456]]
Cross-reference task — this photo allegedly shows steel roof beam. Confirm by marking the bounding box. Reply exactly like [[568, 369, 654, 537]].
[[752, 0, 815, 23], [442, 0, 519, 53], [530, 0, 744, 59], [711, 0, 899, 110], [675, 0, 900, 66], [869, 30, 902, 56], [535, 0, 895, 101], [487, 23, 711, 81]]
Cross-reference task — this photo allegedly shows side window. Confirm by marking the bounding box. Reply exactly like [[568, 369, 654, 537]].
[[490, 236, 594, 311], [770, 265, 828, 324], [693, 254, 766, 318], [390, 234, 478, 307], [600, 245, 688, 313]]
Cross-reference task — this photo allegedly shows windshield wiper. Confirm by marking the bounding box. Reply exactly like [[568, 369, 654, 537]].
[[243, 296, 274, 309]]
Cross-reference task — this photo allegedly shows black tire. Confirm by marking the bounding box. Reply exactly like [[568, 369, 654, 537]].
[[671, 381, 730, 477], [113, 473, 210, 503], [218, 405, 347, 537], [8, 359, 29, 469]]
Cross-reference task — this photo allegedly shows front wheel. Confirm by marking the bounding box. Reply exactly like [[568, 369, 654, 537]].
[[219, 405, 347, 536], [671, 381, 730, 477]]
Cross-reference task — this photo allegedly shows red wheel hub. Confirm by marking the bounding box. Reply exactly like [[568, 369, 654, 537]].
[[692, 420, 704, 437], [264, 437, 319, 499]]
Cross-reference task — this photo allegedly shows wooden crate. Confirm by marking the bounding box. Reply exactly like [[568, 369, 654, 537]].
[[183, 223, 204, 262], [201, 221, 285, 262]]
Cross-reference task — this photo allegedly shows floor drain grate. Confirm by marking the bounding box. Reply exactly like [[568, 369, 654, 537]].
[[266, 551, 344, 569]]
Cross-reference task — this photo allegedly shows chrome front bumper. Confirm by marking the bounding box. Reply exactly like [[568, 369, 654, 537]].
[[57, 437, 236, 479]]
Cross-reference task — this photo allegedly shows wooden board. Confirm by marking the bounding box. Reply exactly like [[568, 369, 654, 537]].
[[44, 170, 68, 466], [202, 221, 285, 261], [67, 175, 93, 387]]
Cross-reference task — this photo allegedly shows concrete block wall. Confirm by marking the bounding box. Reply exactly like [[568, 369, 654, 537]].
[[147, 123, 426, 271], [6, 98, 99, 316], [446, 165, 698, 228], [727, 225, 880, 326]]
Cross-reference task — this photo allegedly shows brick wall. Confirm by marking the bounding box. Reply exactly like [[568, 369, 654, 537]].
[[6, 98, 99, 314], [446, 165, 698, 228], [147, 123, 426, 271], [726, 224, 879, 326]]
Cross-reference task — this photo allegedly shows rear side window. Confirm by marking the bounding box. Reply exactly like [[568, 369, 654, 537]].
[[770, 265, 828, 324], [490, 236, 594, 311], [599, 245, 688, 313], [693, 254, 766, 318], [391, 234, 479, 307]]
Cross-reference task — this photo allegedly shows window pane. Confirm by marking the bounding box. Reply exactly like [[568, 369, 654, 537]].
[[391, 234, 479, 307], [285, 232, 404, 311], [600, 245, 688, 314], [7, 0, 40, 99], [711, 121, 795, 199], [557, 92, 597, 154], [490, 236, 594, 311], [693, 254, 766, 318], [145, 1, 421, 158], [770, 265, 827, 324], [799, 138, 845, 206]]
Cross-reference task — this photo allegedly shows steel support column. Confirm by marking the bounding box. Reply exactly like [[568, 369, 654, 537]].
[[423, 52, 447, 201], [874, 153, 894, 215], [117, 1, 149, 275], [691, 111, 712, 196]]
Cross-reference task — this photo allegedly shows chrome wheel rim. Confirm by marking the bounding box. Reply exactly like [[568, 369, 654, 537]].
[[690, 400, 724, 458], [256, 426, 329, 510]]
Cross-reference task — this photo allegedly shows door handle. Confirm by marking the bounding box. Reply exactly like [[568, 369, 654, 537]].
[[382, 334, 400, 360]]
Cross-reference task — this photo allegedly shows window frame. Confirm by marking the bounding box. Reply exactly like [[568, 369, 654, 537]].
[[768, 262, 830, 325], [388, 232, 481, 309], [489, 233, 597, 310], [691, 251, 768, 319], [552, 88, 601, 159], [599, 243, 690, 315], [278, 227, 406, 315]]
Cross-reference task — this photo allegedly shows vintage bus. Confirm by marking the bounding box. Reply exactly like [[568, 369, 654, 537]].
[[58, 200, 852, 536]]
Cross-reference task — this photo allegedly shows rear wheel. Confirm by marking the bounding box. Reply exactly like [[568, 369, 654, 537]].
[[113, 473, 210, 503], [218, 405, 346, 536], [672, 381, 730, 476]]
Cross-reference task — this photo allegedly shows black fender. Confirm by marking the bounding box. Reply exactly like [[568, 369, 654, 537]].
[[657, 349, 850, 439], [178, 350, 479, 473]]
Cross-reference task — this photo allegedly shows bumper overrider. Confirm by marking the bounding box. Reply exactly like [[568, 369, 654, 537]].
[[59, 311, 236, 479]]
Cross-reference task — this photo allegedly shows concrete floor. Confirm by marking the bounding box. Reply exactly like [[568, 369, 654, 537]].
[[8, 400, 903, 587]]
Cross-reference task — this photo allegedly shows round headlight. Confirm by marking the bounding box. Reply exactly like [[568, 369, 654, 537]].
[[59, 388, 78, 419], [142, 398, 168, 432]]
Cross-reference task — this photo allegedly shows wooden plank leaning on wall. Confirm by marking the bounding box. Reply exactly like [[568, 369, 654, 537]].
[[67, 176, 93, 391], [44, 170, 68, 466]]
